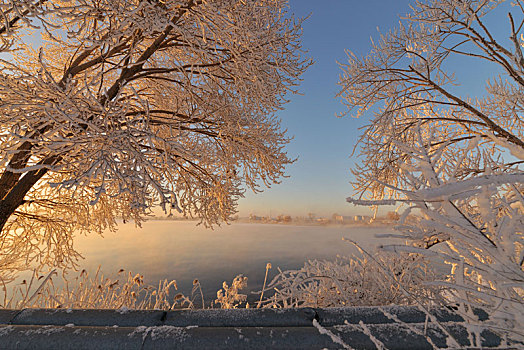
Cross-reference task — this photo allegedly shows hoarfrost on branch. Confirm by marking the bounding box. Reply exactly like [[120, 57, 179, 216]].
[[339, 0, 524, 340]]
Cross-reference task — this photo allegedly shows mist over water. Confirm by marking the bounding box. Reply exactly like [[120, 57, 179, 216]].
[[72, 221, 398, 303]]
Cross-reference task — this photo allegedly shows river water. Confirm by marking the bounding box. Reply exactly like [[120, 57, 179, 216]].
[[70, 221, 397, 304]]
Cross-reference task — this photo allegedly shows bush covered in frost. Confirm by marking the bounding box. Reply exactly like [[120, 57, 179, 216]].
[[259, 252, 442, 308]]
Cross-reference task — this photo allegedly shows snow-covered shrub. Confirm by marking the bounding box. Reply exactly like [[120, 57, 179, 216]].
[[259, 251, 442, 308], [348, 129, 524, 338], [214, 275, 249, 309]]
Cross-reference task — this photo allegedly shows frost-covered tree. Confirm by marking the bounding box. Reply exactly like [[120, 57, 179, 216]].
[[0, 0, 310, 279], [339, 0, 523, 340]]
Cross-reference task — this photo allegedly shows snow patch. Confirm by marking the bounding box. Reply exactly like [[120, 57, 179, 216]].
[[148, 326, 189, 342], [0, 325, 14, 336], [129, 326, 148, 341], [24, 325, 65, 336], [129, 325, 189, 342], [358, 321, 385, 350], [312, 319, 353, 350], [116, 306, 130, 314]]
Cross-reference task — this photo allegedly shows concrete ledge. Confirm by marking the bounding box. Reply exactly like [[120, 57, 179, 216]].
[[0, 306, 520, 349], [0, 309, 19, 324], [4, 309, 167, 327], [0, 305, 473, 327]]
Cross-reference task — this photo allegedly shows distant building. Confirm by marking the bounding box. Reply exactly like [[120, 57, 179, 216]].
[[334, 215, 353, 224], [277, 215, 292, 223], [353, 215, 372, 223], [249, 214, 262, 221], [316, 217, 329, 224]]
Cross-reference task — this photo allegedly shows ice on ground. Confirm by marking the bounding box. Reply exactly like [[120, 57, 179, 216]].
[[116, 306, 129, 314]]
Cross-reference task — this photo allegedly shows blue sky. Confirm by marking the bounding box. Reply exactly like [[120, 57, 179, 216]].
[[237, 0, 517, 218], [237, 0, 416, 217]]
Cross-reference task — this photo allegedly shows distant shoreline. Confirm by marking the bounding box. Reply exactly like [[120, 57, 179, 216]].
[[144, 216, 397, 228]]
